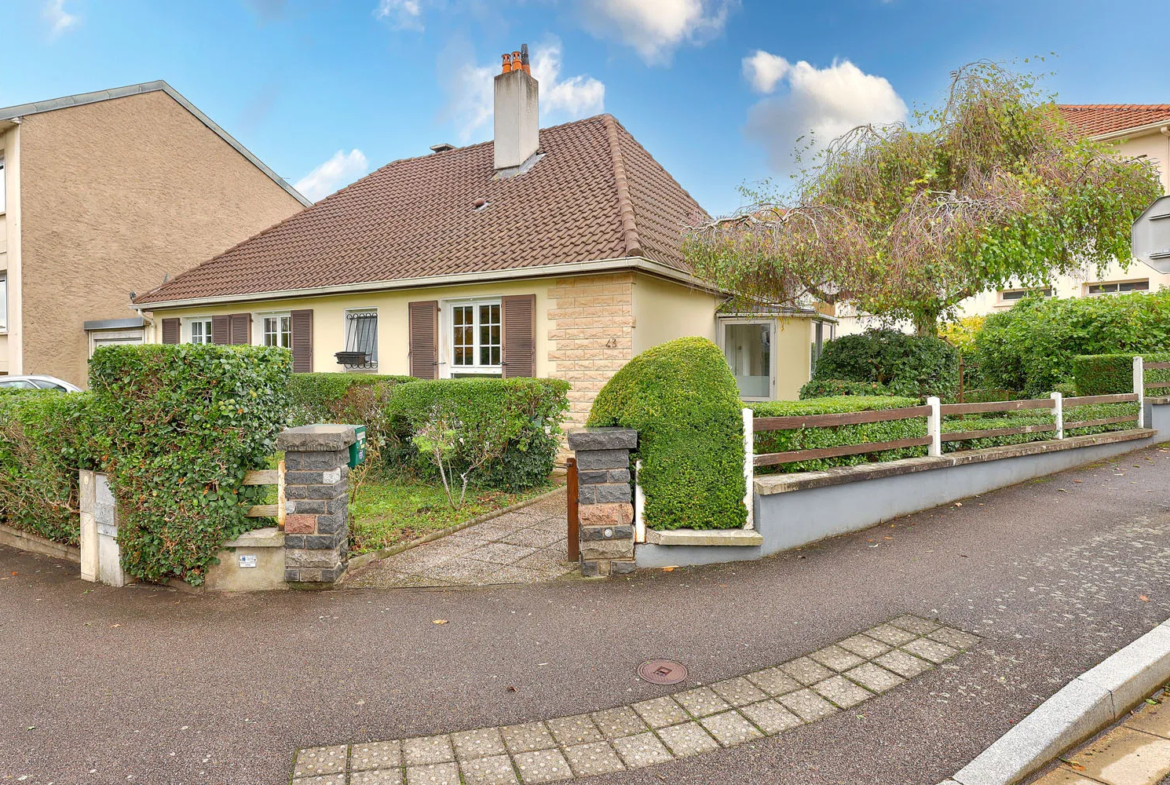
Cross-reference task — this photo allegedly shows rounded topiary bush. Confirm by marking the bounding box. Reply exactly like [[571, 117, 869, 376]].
[[587, 337, 746, 531], [813, 328, 959, 398]]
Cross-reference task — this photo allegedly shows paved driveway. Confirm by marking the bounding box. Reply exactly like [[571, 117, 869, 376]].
[[3, 445, 1170, 784]]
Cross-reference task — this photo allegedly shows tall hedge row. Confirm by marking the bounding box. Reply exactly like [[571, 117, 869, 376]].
[[1071, 352, 1170, 396], [808, 329, 960, 399], [0, 391, 96, 544], [88, 344, 292, 586], [974, 290, 1170, 396], [588, 337, 747, 531]]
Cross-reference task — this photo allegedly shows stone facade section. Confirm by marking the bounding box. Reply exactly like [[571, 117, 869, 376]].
[[547, 273, 636, 429], [277, 425, 357, 585], [568, 427, 637, 577]]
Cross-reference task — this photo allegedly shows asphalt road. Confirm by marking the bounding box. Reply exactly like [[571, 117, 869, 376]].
[[4, 445, 1170, 785]]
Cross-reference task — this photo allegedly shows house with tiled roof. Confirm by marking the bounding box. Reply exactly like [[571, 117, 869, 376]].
[[134, 49, 833, 420]]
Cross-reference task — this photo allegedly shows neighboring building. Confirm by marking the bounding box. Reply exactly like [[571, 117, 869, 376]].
[[838, 104, 1170, 335], [0, 81, 310, 385], [134, 51, 831, 420]]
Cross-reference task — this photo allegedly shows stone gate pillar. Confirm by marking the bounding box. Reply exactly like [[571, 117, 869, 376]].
[[567, 427, 637, 577], [277, 425, 356, 586]]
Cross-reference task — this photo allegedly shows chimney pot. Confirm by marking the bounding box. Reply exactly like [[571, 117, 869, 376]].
[[501, 53, 512, 73]]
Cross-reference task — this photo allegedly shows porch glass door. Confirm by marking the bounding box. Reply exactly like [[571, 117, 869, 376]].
[[724, 323, 771, 399]]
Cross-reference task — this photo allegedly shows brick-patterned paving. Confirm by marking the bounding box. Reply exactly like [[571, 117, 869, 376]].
[[291, 615, 978, 783], [546, 273, 634, 429], [344, 491, 574, 588]]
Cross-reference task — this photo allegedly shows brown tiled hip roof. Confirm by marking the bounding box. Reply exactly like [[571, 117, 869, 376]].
[[1058, 104, 1170, 137], [135, 114, 707, 305]]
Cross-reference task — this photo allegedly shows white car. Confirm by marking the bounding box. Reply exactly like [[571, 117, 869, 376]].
[[0, 375, 82, 393]]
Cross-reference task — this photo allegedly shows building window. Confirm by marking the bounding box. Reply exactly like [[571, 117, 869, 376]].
[[1088, 280, 1150, 295], [342, 309, 378, 369], [263, 314, 292, 349], [1000, 287, 1052, 302], [188, 317, 214, 345], [720, 320, 774, 401], [0, 154, 6, 214], [449, 299, 501, 375], [0, 272, 6, 332]]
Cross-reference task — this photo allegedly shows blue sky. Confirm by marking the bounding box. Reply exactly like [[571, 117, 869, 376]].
[[6, 1, 1168, 215]]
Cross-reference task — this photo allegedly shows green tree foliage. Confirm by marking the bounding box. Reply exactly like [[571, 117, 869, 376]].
[[974, 290, 1170, 395], [686, 62, 1162, 335], [806, 329, 959, 398], [587, 337, 747, 531], [88, 344, 292, 586]]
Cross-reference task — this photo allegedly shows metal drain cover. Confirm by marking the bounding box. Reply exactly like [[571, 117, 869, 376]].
[[638, 659, 688, 685]]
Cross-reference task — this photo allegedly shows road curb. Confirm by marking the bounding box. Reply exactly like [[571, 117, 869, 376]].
[[947, 618, 1170, 785]]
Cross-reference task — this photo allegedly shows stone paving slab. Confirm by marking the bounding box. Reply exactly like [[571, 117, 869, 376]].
[[345, 490, 575, 588], [291, 614, 978, 784]]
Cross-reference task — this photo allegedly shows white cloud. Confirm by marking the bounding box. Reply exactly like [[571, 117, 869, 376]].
[[742, 50, 790, 94], [578, 0, 735, 65], [375, 0, 424, 31], [442, 38, 605, 143], [743, 55, 907, 174], [42, 0, 79, 39], [294, 149, 370, 202]]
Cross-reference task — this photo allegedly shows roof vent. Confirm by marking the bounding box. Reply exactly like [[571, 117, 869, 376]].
[[430, 142, 456, 153], [473, 198, 489, 211]]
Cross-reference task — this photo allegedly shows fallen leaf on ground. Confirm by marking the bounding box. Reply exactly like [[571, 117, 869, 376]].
[[432, 619, 448, 625], [1140, 596, 1150, 602], [110, 624, 121, 628]]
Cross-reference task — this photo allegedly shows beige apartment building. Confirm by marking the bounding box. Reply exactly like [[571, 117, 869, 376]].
[[839, 104, 1170, 334], [0, 81, 309, 385]]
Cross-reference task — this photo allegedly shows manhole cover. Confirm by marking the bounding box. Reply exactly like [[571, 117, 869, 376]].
[[638, 659, 688, 685]]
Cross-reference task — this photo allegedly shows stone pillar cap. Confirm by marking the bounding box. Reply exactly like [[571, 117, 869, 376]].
[[277, 424, 358, 452], [567, 427, 638, 451]]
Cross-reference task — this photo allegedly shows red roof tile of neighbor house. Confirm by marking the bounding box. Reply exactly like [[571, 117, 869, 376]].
[[134, 114, 707, 305], [1058, 104, 1170, 137]]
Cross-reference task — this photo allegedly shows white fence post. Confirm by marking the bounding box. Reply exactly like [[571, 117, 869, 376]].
[[1135, 356, 1145, 429], [742, 407, 755, 530], [633, 459, 646, 544], [1051, 392, 1064, 439], [926, 396, 942, 457]]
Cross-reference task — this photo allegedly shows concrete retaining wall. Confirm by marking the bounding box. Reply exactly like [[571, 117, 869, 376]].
[[636, 425, 1162, 569]]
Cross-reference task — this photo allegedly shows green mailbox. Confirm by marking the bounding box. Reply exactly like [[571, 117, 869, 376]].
[[348, 425, 367, 469]]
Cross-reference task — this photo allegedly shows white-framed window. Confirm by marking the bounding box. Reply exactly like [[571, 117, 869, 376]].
[[187, 317, 214, 345], [1000, 287, 1052, 303], [448, 299, 502, 376], [811, 319, 835, 375], [1088, 280, 1149, 296], [0, 272, 6, 332], [262, 313, 292, 349], [0, 154, 6, 214], [719, 318, 776, 401], [342, 309, 378, 369]]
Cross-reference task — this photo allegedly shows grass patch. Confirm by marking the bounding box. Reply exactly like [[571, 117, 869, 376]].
[[348, 477, 558, 554]]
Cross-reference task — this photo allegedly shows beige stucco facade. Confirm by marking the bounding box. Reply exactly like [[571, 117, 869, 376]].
[[0, 87, 306, 386]]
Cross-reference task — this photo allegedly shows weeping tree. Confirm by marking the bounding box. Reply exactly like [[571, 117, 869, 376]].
[[686, 61, 1163, 335]]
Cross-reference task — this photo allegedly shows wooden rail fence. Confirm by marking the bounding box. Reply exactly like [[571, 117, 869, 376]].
[[242, 465, 285, 527]]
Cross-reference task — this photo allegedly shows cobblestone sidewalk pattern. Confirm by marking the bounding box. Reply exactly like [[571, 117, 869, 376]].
[[292, 614, 979, 784]]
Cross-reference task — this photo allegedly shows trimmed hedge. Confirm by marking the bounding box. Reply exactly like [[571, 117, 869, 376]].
[[751, 396, 923, 473], [974, 290, 1170, 396], [89, 344, 292, 586], [389, 377, 570, 491], [811, 329, 959, 398], [798, 379, 894, 399], [1071, 352, 1170, 396], [288, 373, 415, 425], [588, 337, 747, 531], [0, 390, 96, 544]]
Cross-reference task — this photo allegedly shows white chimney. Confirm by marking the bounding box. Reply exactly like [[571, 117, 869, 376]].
[[494, 45, 540, 173]]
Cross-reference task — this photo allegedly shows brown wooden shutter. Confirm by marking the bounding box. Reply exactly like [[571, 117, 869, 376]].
[[501, 294, 536, 378], [229, 313, 251, 345], [291, 309, 313, 373], [161, 318, 180, 345], [408, 301, 439, 380], [212, 315, 231, 345]]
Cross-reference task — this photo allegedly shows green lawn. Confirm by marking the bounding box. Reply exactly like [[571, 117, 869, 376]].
[[348, 478, 557, 554]]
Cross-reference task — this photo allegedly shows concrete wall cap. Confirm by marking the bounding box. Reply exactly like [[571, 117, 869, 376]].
[[223, 527, 285, 549], [277, 424, 358, 452], [645, 528, 764, 547], [567, 427, 638, 451]]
